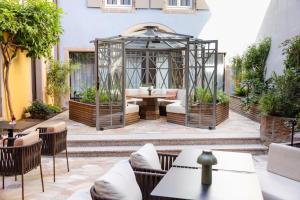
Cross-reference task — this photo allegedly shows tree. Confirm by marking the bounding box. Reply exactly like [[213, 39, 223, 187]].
[[0, 0, 63, 118], [46, 60, 76, 107]]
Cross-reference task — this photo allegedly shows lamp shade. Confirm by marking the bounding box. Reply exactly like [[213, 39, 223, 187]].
[[197, 150, 217, 166]]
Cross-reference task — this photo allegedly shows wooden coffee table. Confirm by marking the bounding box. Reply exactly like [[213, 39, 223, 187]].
[[127, 94, 167, 120]]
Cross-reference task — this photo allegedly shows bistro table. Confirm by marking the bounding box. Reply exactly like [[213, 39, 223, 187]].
[[151, 167, 263, 200], [0, 121, 24, 146], [127, 94, 168, 120], [172, 149, 255, 173]]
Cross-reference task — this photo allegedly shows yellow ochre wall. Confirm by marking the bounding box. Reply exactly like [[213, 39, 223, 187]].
[[4, 50, 32, 120]]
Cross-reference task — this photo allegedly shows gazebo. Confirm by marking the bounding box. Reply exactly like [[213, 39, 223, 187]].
[[91, 26, 223, 130]]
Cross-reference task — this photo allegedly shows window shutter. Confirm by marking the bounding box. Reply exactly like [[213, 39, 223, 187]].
[[135, 0, 150, 9], [151, 0, 163, 9], [87, 0, 102, 8], [196, 0, 209, 10]]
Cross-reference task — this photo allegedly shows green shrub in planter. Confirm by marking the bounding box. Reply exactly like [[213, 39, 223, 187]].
[[234, 86, 247, 97], [80, 87, 109, 104], [259, 68, 300, 118], [47, 105, 62, 113], [195, 87, 229, 104], [27, 101, 53, 119]]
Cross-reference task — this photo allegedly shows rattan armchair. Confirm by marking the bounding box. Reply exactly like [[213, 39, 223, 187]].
[[90, 171, 163, 200], [36, 127, 69, 182], [0, 139, 44, 200], [131, 152, 178, 174]]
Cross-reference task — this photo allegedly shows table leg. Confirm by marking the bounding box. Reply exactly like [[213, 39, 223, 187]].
[[140, 98, 160, 120], [7, 129, 14, 147]]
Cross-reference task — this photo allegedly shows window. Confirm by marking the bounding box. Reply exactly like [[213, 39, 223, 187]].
[[106, 0, 132, 7], [168, 0, 192, 7]]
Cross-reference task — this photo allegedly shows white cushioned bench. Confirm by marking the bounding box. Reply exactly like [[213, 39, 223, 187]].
[[125, 103, 140, 125], [257, 143, 300, 200]]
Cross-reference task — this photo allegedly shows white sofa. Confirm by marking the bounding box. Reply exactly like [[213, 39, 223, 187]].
[[256, 143, 300, 200]]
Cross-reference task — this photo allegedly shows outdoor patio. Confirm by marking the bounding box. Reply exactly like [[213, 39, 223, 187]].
[[1, 0, 300, 200]]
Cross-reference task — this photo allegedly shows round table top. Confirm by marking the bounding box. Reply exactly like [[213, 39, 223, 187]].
[[127, 94, 168, 99]]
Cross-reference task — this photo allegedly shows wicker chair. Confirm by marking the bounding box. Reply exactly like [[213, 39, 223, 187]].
[[90, 171, 164, 200], [36, 127, 69, 182], [131, 152, 178, 174], [0, 139, 44, 200]]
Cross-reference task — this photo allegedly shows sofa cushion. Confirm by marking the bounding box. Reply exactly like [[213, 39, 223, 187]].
[[126, 104, 139, 114], [130, 143, 162, 170], [166, 103, 186, 114], [166, 90, 177, 100], [267, 143, 300, 182], [67, 188, 91, 200], [126, 89, 140, 96], [14, 130, 39, 147], [46, 121, 66, 133], [177, 89, 186, 106], [257, 167, 300, 200], [94, 160, 142, 200], [139, 87, 149, 95]]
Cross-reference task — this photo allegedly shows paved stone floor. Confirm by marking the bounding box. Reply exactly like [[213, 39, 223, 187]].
[[0, 156, 267, 200], [25, 110, 260, 138], [0, 157, 122, 200], [0, 110, 266, 199]]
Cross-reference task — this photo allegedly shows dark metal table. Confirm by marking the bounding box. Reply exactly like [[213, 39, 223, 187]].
[[172, 149, 255, 173], [151, 167, 263, 200]]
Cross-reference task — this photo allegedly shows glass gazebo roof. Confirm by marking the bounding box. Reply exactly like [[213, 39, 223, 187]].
[[95, 26, 195, 50]]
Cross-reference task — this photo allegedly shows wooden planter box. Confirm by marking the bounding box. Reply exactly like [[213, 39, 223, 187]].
[[69, 100, 139, 127], [190, 103, 229, 127], [260, 115, 293, 144], [230, 95, 261, 122]]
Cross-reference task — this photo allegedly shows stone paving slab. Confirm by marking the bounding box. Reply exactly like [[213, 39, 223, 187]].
[[25, 110, 260, 140]]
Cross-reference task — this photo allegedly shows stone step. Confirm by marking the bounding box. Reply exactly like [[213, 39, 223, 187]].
[[62, 144, 268, 157], [67, 134, 262, 147]]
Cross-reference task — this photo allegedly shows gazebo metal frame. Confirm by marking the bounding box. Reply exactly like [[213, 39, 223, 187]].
[[93, 26, 218, 130]]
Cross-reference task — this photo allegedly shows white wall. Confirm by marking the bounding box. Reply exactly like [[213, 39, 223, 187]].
[[59, 0, 299, 77], [256, 0, 300, 78]]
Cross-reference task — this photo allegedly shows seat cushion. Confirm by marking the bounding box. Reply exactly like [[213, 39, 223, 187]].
[[139, 87, 149, 95], [130, 143, 162, 170], [267, 143, 300, 181], [46, 121, 66, 133], [67, 188, 91, 200], [257, 167, 300, 200], [126, 104, 139, 114], [94, 160, 142, 200], [166, 90, 177, 100], [177, 89, 186, 106], [14, 130, 39, 147], [166, 103, 186, 114]]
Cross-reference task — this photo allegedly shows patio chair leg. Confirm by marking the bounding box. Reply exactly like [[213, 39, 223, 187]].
[[21, 174, 24, 200], [53, 155, 56, 182], [2, 176, 4, 189], [40, 164, 44, 192], [66, 149, 70, 172]]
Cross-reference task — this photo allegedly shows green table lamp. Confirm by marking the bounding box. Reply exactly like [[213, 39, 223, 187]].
[[197, 150, 217, 185]]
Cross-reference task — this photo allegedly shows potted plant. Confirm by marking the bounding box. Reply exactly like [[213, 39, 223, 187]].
[[230, 38, 271, 122], [191, 87, 229, 126], [259, 35, 300, 144], [69, 87, 121, 127], [259, 68, 300, 143]]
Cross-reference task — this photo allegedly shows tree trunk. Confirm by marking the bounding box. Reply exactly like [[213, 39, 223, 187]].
[[3, 62, 14, 118]]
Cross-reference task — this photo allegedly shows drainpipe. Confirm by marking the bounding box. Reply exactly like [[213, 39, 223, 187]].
[[54, 0, 60, 61]]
